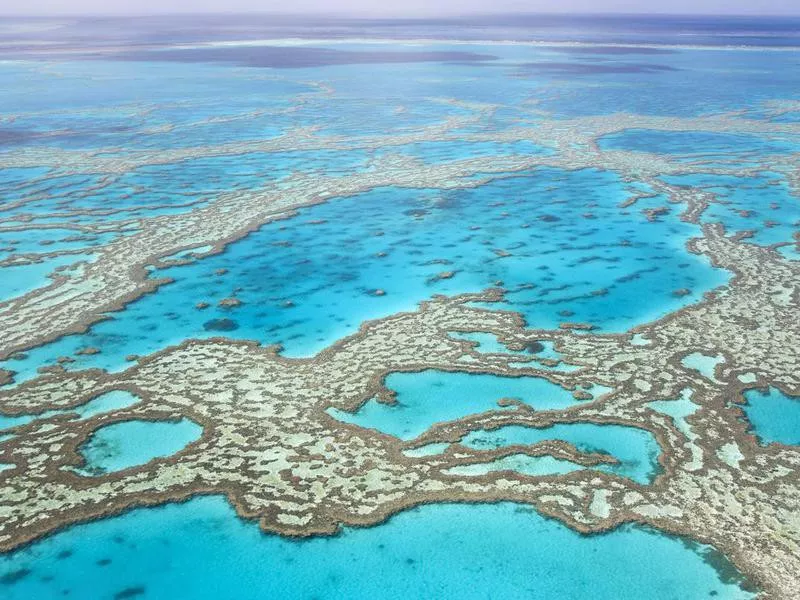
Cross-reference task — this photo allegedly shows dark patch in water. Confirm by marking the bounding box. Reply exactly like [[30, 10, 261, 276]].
[[0, 125, 136, 147], [0, 568, 31, 585], [114, 586, 146, 599], [111, 46, 498, 69], [56, 549, 73, 560], [513, 505, 537, 514], [523, 341, 544, 354], [678, 538, 759, 594], [700, 547, 760, 593], [203, 318, 239, 332], [0, 127, 36, 146]]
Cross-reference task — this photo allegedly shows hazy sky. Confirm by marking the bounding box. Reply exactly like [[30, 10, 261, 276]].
[[2, 0, 799, 17]]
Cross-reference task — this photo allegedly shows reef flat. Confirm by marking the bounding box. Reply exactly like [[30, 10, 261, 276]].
[[2, 109, 798, 360], [1, 215, 798, 595], [0, 15, 799, 600]]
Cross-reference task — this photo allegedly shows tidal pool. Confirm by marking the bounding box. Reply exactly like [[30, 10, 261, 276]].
[[445, 454, 588, 477], [74, 418, 202, 475], [449, 332, 580, 372], [0, 496, 754, 599], [449, 331, 564, 361], [682, 353, 724, 382], [0, 390, 140, 432], [741, 387, 800, 446], [458, 422, 661, 483], [649, 390, 704, 470], [0, 254, 95, 302], [327, 370, 598, 440]]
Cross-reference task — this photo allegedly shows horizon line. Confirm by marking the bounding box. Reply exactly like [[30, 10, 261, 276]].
[[2, 11, 800, 19]]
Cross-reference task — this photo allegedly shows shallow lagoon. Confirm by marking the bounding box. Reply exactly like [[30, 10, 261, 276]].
[[74, 418, 203, 475], [741, 387, 800, 446], [1, 167, 728, 384], [328, 370, 596, 440], [328, 371, 656, 482], [0, 496, 754, 600], [458, 423, 660, 483], [0, 390, 140, 433], [0, 253, 95, 302]]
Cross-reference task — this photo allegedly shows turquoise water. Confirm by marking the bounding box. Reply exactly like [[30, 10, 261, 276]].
[[74, 418, 203, 475], [682, 353, 724, 382], [0, 496, 754, 600], [648, 391, 705, 471], [445, 453, 589, 477], [458, 423, 660, 483], [1, 15, 798, 598], [0, 228, 119, 260], [0, 253, 95, 301], [661, 173, 799, 248], [449, 332, 580, 372], [741, 388, 800, 446], [448, 331, 564, 361], [0, 390, 140, 432], [649, 390, 700, 440], [1, 169, 728, 383], [599, 130, 799, 159], [449, 331, 534, 355], [328, 370, 599, 440]]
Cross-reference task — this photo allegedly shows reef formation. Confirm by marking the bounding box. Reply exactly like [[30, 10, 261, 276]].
[[0, 102, 799, 598]]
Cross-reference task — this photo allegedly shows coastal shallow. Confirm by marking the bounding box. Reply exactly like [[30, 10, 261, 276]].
[[0, 498, 754, 600], [740, 387, 800, 446]]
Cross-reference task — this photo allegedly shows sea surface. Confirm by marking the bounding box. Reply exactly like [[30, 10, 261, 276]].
[[1, 13, 798, 599]]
